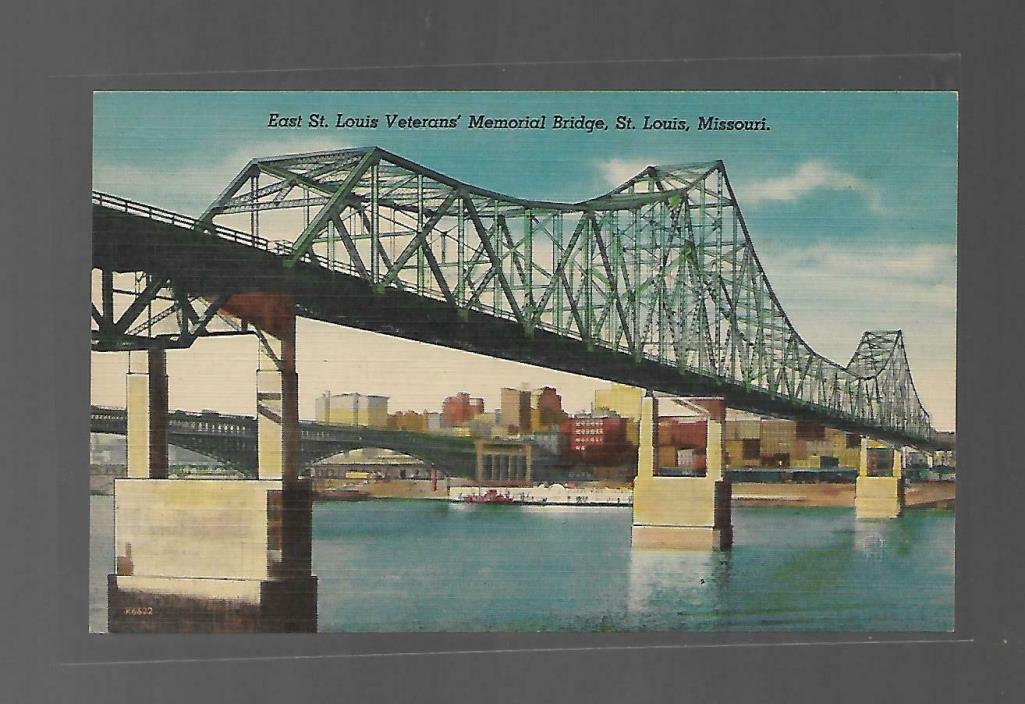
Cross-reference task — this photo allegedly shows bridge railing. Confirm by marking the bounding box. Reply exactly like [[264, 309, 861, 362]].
[[94, 191, 361, 278], [93, 191, 272, 249], [93, 190, 707, 351]]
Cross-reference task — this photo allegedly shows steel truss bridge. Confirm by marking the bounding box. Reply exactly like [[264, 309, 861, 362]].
[[92, 147, 941, 449], [90, 406, 477, 476]]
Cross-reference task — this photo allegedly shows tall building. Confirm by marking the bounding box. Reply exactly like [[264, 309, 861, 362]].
[[593, 383, 643, 445], [500, 387, 531, 434], [441, 392, 485, 427], [315, 392, 389, 428], [529, 386, 565, 432], [594, 383, 642, 418]]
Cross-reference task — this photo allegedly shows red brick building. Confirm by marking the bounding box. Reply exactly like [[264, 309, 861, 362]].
[[530, 386, 566, 431], [442, 392, 484, 427], [560, 415, 632, 465]]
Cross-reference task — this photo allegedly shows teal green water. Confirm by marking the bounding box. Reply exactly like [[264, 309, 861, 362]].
[[90, 496, 954, 633]]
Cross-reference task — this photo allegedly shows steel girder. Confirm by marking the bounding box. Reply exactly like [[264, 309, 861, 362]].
[[110, 148, 935, 443], [90, 194, 261, 352], [91, 270, 238, 352]]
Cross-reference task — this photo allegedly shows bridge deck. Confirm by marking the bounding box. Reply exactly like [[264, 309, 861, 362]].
[[92, 198, 947, 451]]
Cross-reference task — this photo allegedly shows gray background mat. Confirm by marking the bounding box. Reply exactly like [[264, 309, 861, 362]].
[[2, 1, 1022, 702]]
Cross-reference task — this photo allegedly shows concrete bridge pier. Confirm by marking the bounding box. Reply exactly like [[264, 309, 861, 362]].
[[631, 393, 733, 550], [125, 349, 169, 479], [108, 293, 317, 633], [855, 437, 905, 519]]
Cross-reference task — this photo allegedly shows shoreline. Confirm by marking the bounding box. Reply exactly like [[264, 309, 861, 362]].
[[313, 478, 956, 509], [91, 475, 955, 510]]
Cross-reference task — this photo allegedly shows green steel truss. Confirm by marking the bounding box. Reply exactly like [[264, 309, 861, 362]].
[[195, 147, 933, 442]]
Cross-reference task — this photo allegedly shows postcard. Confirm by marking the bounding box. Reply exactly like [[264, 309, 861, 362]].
[[90, 91, 956, 633]]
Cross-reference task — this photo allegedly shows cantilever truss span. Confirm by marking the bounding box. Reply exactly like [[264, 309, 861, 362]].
[[92, 147, 936, 446]]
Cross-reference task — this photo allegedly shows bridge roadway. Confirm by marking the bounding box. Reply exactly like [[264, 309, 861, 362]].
[[90, 405, 477, 476], [91, 149, 947, 450]]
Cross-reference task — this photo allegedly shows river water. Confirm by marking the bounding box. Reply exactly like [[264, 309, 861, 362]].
[[90, 495, 954, 633]]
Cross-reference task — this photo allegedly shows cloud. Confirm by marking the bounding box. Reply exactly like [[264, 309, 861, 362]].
[[596, 158, 886, 217], [754, 240, 956, 429], [740, 160, 885, 213], [595, 158, 653, 189], [93, 135, 353, 215], [759, 241, 956, 297]]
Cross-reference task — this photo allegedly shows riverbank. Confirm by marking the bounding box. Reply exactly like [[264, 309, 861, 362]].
[[731, 481, 954, 509], [93, 475, 954, 509], [314, 478, 955, 509], [314, 477, 473, 500]]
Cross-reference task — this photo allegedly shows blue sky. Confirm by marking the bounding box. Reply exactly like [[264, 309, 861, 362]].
[[92, 91, 958, 430]]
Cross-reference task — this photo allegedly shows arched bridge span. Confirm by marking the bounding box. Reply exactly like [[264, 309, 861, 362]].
[[90, 406, 477, 477]]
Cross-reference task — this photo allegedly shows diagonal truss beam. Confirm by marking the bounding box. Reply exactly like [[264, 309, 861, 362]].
[[105, 150, 935, 442], [378, 190, 459, 302], [463, 196, 525, 326], [285, 149, 379, 267]]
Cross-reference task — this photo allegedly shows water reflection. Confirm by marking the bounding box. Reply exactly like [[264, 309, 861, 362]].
[[853, 516, 913, 558], [627, 546, 731, 622], [853, 518, 889, 557]]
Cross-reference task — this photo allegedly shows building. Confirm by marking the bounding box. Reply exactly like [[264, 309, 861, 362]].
[[593, 383, 643, 445], [388, 410, 427, 433], [90, 433, 126, 465], [475, 439, 533, 485], [500, 387, 532, 434], [585, 382, 874, 471], [722, 411, 767, 469], [529, 429, 565, 458], [529, 386, 565, 432], [441, 392, 485, 427], [560, 413, 632, 465], [933, 432, 956, 469], [466, 410, 500, 438], [315, 392, 389, 428], [425, 412, 443, 433], [725, 417, 861, 469], [657, 417, 709, 471], [594, 383, 643, 419]]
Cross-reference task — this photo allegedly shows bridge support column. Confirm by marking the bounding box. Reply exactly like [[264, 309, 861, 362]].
[[855, 438, 904, 519], [125, 349, 168, 479], [631, 394, 732, 550], [256, 320, 299, 483], [109, 293, 316, 633]]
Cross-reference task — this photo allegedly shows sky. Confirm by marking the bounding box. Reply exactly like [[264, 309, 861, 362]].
[[91, 91, 958, 430]]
